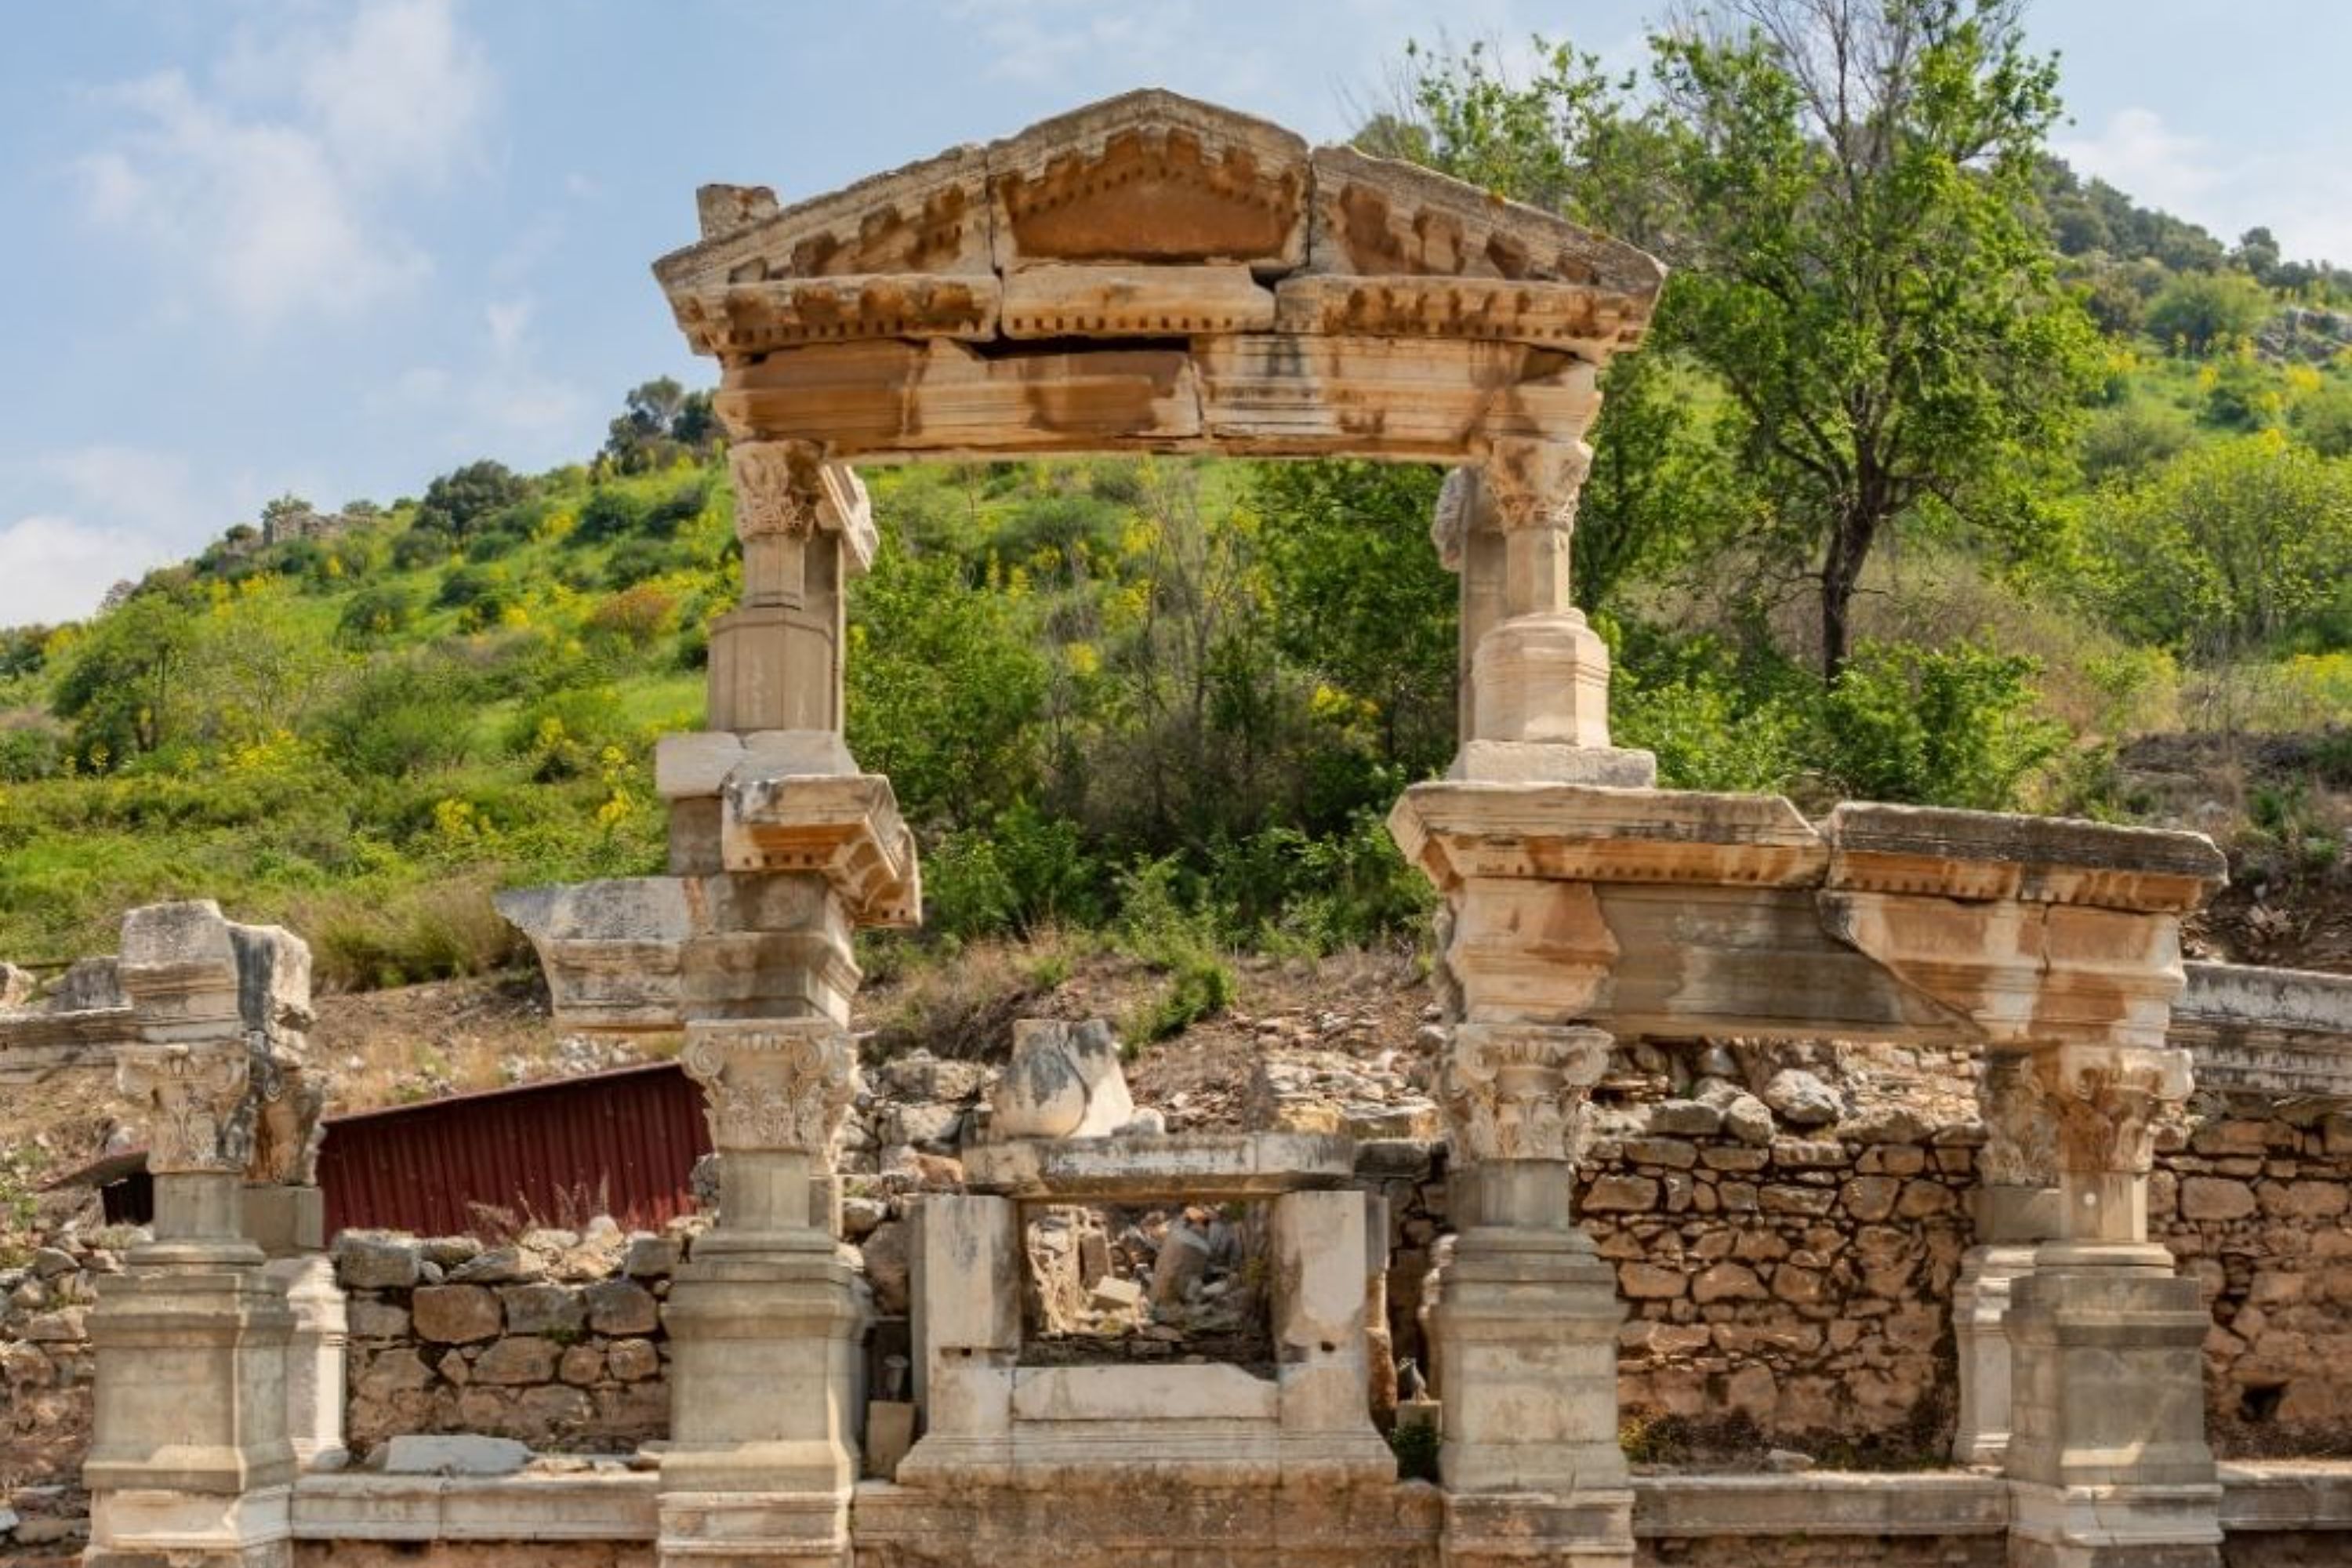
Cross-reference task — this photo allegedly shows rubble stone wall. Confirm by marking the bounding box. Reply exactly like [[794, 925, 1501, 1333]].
[[334, 1227, 678, 1457], [1570, 1039, 2352, 1459], [1, 1234, 108, 1509], [2164, 1099, 2352, 1454]]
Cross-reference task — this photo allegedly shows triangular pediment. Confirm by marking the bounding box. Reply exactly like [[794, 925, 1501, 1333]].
[[654, 89, 1663, 362]]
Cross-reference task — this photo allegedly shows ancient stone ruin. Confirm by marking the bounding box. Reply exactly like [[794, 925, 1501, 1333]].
[[42, 89, 2352, 1568]]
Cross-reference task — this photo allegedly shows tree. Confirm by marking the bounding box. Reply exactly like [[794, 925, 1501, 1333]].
[[2144, 270, 2272, 356], [603, 379, 724, 474], [1653, 0, 2099, 676], [51, 593, 199, 764], [415, 460, 528, 539], [2082, 434, 2352, 662]]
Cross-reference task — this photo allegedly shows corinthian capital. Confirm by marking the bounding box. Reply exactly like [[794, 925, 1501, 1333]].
[[2034, 1043, 2190, 1177], [1440, 1022, 1612, 1162], [729, 441, 878, 568], [118, 1041, 256, 1174], [681, 1018, 858, 1154], [1476, 438, 1591, 532]]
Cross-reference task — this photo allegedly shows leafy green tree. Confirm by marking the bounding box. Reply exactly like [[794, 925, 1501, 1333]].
[[2078, 400, 2194, 484], [51, 593, 199, 764], [2144, 271, 2271, 356], [846, 543, 1050, 827], [1653, 0, 2100, 677], [415, 460, 528, 539], [603, 379, 724, 474], [2083, 434, 2352, 660], [1254, 460, 1454, 774]]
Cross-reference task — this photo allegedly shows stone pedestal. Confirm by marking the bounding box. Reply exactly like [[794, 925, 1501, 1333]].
[[1955, 1050, 2062, 1467], [1428, 1028, 1632, 1568], [660, 1018, 865, 1568], [2005, 1044, 2221, 1568], [269, 1250, 349, 1472], [2005, 1250, 2221, 1568], [85, 1175, 298, 1568]]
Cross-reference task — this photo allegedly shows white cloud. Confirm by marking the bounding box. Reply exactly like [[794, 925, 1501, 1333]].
[[73, 0, 493, 328], [2056, 107, 2352, 265], [0, 514, 168, 630], [2053, 107, 2221, 220], [376, 292, 589, 456], [0, 446, 248, 628]]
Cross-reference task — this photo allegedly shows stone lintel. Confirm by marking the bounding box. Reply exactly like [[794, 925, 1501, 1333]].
[[960, 1131, 1352, 1200], [1823, 803, 2227, 912], [2172, 960, 2352, 1097], [1390, 783, 1826, 893]]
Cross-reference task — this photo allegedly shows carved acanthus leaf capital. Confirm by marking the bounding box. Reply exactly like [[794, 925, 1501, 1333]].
[[1440, 1022, 1611, 1163], [1976, 1051, 2059, 1189], [2034, 1043, 2190, 1177], [1432, 467, 1477, 573], [730, 441, 827, 539], [681, 1018, 858, 1155], [118, 1040, 256, 1174], [728, 441, 878, 570], [1476, 439, 1591, 533]]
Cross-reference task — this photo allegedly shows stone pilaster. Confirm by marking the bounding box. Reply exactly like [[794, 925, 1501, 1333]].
[[1429, 1021, 1632, 1568], [1952, 1051, 2060, 1466], [660, 1016, 866, 1568], [708, 441, 875, 738], [1439, 439, 1653, 788], [87, 902, 298, 1568], [2005, 1042, 2220, 1568]]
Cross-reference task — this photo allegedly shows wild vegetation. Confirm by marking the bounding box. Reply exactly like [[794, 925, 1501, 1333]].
[[2, 0, 2347, 998]]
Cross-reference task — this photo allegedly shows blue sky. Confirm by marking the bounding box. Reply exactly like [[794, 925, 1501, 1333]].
[[3, 0, 2348, 627]]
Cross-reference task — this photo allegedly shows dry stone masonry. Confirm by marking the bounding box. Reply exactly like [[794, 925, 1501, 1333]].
[[31, 87, 2352, 1568]]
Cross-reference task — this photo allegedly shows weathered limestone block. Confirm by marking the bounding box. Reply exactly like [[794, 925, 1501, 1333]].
[[987, 1018, 1134, 1140]]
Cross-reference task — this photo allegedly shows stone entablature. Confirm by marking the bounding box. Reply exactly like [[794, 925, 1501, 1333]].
[[654, 90, 1661, 389]]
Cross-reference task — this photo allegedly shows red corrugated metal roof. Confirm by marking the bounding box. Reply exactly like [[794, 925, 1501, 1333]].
[[51, 1062, 713, 1237]]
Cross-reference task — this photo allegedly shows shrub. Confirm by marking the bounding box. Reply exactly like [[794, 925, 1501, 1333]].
[[337, 584, 419, 644], [437, 564, 518, 629], [574, 486, 650, 543], [317, 658, 481, 779], [416, 459, 529, 539], [0, 719, 64, 782], [1814, 641, 2067, 810], [2079, 400, 2193, 483], [2146, 271, 2271, 356], [585, 584, 681, 650]]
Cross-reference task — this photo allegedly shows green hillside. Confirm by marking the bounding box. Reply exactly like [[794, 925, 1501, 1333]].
[[5, 41, 2351, 993]]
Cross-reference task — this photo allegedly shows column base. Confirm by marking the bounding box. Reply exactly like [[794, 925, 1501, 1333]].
[[2007, 1480, 2223, 1568], [1952, 1240, 2041, 1466], [84, 1265, 297, 1497], [2006, 1250, 2216, 1495], [85, 1485, 292, 1568], [659, 1243, 863, 1567], [1448, 739, 1657, 787], [1432, 1223, 1628, 1504], [656, 1486, 851, 1568], [1441, 1490, 1635, 1568]]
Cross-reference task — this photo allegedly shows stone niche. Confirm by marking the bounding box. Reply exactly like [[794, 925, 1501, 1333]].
[[860, 1131, 1433, 1566]]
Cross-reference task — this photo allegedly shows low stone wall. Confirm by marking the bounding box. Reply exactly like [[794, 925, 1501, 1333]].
[[1, 1236, 110, 1486], [2165, 1099, 2352, 1453], [335, 1225, 680, 1457]]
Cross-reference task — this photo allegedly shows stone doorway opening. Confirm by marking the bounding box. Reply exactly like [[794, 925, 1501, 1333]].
[[1018, 1199, 1273, 1373]]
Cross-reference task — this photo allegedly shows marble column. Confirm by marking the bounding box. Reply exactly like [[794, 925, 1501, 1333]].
[[2005, 1042, 2221, 1568], [85, 902, 296, 1568], [1437, 439, 1652, 789], [1952, 1051, 2060, 1466], [1431, 1021, 1632, 1568], [661, 1017, 866, 1567]]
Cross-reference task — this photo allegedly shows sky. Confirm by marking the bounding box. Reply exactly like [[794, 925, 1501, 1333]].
[[2, 0, 2348, 628]]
